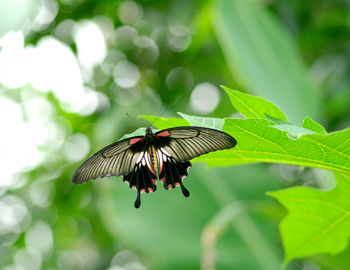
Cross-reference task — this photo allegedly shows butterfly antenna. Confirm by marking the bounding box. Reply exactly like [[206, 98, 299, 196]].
[[126, 113, 148, 126], [151, 105, 168, 126]]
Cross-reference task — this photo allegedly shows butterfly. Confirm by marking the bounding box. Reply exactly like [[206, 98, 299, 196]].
[[72, 126, 237, 208]]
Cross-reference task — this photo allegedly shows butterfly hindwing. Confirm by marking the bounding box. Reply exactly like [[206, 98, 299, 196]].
[[123, 151, 158, 208], [123, 148, 192, 208], [161, 159, 191, 197]]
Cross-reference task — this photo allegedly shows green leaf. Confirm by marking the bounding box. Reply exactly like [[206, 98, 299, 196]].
[[194, 118, 350, 175], [265, 115, 291, 125], [178, 112, 224, 130], [119, 127, 153, 140], [302, 116, 327, 135], [267, 173, 350, 264], [212, 0, 322, 123], [139, 115, 190, 130], [222, 86, 287, 120], [272, 124, 316, 140]]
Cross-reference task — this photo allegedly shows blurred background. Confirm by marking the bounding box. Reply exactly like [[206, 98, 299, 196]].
[[1, 0, 350, 269]]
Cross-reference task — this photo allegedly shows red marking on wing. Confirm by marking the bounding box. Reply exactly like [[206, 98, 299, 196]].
[[129, 137, 143, 145], [148, 187, 153, 192], [156, 130, 170, 137]]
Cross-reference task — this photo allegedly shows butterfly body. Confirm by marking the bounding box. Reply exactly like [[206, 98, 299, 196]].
[[73, 126, 237, 208]]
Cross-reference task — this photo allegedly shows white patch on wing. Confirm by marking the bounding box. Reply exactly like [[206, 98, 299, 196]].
[[160, 148, 171, 156], [156, 150, 162, 159], [157, 149, 163, 173], [145, 151, 151, 166], [136, 152, 144, 164]]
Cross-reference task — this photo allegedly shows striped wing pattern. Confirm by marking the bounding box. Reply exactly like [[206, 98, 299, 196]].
[[73, 126, 237, 208], [156, 126, 237, 161], [72, 136, 144, 184]]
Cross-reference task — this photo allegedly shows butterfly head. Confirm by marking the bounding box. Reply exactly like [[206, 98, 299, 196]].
[[146, 127, 153, 135]]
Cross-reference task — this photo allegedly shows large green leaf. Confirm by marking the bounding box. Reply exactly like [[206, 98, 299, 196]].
[[222, 86, 287, 120], [194, 118, 350, 175], [212, 0, 322, 123], [268, 173, 350, 263]]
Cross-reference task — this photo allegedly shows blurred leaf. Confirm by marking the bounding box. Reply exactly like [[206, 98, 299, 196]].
[[178, 112, 224, 129], [302, 116, 327, 135], [268, 173, 350, 264], [222, 86, 287, 120], [212, 0, 322, 123], [194, 118, 350, 175], [140, 115, 190, 130]]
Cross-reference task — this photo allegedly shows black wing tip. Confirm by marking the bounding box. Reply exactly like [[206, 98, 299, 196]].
[[72, 177, 88, 185], [230, 136, 238, 148], [72, 173, 82, 184], [195, 126, 238, 149]]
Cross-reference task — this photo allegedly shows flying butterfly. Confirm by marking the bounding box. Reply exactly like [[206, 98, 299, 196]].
[[72, 126, 237, 208]]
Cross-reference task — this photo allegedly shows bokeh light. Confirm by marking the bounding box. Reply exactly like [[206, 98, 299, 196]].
[[63, 134, 90, 162], [190, 83, 220, 114], [113, 61, 140, 88]]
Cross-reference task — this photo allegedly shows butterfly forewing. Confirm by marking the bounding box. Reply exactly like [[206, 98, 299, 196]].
[[155, 126, 237, 161], [72, 136, 144, 184]]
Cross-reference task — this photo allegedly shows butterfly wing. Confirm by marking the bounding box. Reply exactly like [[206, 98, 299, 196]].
[[154, 126, 237, 161], [148, 126, 236, 203], [72, 136, 145, 184], [122, 150, 159, 208], [73, 126, 237, 209]]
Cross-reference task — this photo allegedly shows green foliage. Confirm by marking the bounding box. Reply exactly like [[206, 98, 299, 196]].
[[302, 116, 327, 135], [222, 86, 287, 120], [212, 0, 322, 123], [271, 123, 317, 139], [177, 112, 224, 130], [119, 127, 149, 140], [140, 116, 189, 130], [198, 118, 350, 174], [142, 86, 350, 265], [268, 173, 350, 264]]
